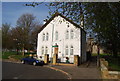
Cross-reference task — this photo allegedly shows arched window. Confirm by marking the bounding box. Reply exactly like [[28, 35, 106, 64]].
[[65, 45, 68, 55], [66, 30, 69, 39], [45, 46, 48, 54], [46, 33, 49, 41], [70, 30, 74, 39], [42, 33, 45, 41], [55, 31, 58, 40], [41, 46, 44, 55], [70, 46, 74, 55]]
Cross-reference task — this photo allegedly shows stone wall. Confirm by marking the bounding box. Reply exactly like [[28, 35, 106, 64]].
[[100, 58, 120, 79]]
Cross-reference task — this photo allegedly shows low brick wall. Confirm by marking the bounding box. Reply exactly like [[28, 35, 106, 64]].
[[100, 58, 120, 79]]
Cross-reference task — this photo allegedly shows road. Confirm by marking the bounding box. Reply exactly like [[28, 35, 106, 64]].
[[2, 62, 68, 79]]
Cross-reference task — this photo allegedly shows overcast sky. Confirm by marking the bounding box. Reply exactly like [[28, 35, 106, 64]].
[[2, 2, 50, 27]]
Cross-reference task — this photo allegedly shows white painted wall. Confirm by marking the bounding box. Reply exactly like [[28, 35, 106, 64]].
[[37, 15, 86, 63]]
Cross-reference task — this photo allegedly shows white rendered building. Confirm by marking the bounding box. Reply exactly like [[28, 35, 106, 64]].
[[37, 13, 86, 63]]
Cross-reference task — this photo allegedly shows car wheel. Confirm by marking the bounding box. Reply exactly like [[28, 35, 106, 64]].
[[33, 62, 37, 66], [21, 60, 25, 64]]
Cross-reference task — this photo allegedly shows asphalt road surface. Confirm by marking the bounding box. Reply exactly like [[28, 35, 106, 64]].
[[2, 62, 68, 79]]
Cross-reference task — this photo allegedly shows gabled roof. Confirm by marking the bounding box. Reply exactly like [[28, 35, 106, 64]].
[[39, 12, 86, 33]]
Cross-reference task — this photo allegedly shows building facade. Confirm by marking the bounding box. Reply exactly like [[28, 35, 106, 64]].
[[37, 13, 86, 63]]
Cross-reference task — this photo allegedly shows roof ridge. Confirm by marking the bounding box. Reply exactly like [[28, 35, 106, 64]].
[[39, 12, 86, 33]]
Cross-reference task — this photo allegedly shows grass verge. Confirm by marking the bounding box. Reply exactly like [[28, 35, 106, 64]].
[[92, 53, 120, 71], [2, 51, 35, 60], [2, 51, 17, 59]]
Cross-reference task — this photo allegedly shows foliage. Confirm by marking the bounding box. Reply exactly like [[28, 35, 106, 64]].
[[93, 53, 120, 71], [84, 3, 120, 57], [108, 57, 120, 71], [2, 23, 13, 50], [47, 2, 120, 57], [11, 13, 41, 51], [16, 13, 36, 50], [2, 13, 42, 53], [102, 54, 120, 71], [47, 2, 83, 25], [30, 24, 43, 48]]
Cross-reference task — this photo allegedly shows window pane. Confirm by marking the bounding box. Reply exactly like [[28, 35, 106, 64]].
[[43, 33, 45, 41], [70, 49, 73, 55], [70, 46, 73, 55], [66, 31, 69, 39], [41, 47, 44, 55], [65, 46, 68, 55], [45, 47, 48, 54], [71, 30, 74, 39], [55, 31, 58, 40], [46, 33, 49, 41], [66, 49, 68, 55]]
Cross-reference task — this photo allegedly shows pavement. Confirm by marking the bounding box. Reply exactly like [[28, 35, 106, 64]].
[[45, 56, 101, 79], [45, 65, 101, 79]]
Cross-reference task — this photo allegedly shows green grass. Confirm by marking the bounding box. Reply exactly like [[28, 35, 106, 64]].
[[108, 58, 119, 71], [2, 51, 17, 59], [10, 54, 29, 60], [92, 53, 120, 71], [2, 51, 36, 60]]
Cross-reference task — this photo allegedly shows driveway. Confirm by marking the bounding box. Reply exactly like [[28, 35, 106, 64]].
[[50, 65, 101, 79], [49, 56, 101, 79]]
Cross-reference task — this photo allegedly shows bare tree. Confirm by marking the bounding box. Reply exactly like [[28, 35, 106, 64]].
[[14, 13, 39, 55], [2, 23, 12, 51]]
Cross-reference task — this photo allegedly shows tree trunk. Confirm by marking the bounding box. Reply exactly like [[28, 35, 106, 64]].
[[112, 44, 118, 58], [16, 47, 18, 55], [113, 49, 118, 58], [22, 44, 25, 56], [97, 44, 100, 67]]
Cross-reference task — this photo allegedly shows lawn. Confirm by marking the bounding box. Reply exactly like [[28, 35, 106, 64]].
[[92, 53, 120, 71], [2, 51, 36, 60], [10, 54, 29, 60], [2, 51, 17, 59]]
